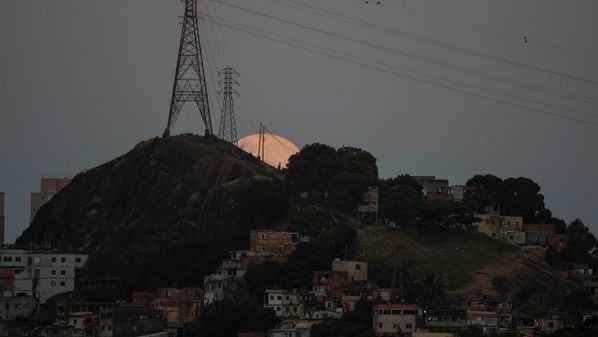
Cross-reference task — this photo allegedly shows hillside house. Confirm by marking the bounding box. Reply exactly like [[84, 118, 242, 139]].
[[264, 289, 304, 318], [372, 304, 419, 336], [250, 231, 300, 256], [424, 309, 467, 333], [312, 271, 349, 301], [331, 260, 368, 282]]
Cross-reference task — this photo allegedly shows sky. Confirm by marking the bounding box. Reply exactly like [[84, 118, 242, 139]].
[[1, 0, 597, 243]]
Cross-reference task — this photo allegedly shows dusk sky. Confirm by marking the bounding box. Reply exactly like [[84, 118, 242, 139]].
[[1, 0, 597, 242]]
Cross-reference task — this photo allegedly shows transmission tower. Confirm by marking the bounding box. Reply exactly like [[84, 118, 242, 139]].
[[164, 0, 213, 137], [217, 67, 239, 144]]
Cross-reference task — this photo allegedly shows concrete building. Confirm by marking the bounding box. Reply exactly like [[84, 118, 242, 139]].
[[0, 296, 36, 320], [0, 192, 4, 245], [372, 304, 419, 336], [203, 260, 245, 305], [357, 186, 378, 220], [525, 231, 551, 246], [249, 231, 299, 256], [312, 271, 349, 301], [0, 250, 88, 303], [413, 176, 450, 200], [55, 302, 115, 337], [30, 177, 71, 222], [153, 288, 202, 328], [424, 310, 467, 333], [229, 250, 288, 269], [263, 289, 304, 318], [99, 308, 165, 337], [504, 231, 526, 245], [331, 260, 367, 282], [473, 214, 523, 241]]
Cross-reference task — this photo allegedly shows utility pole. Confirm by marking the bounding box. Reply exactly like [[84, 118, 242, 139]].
[[217, 67, 239, 144], [164, 0, 213, 137]]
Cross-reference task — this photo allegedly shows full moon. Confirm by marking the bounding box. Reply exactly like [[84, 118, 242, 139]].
[[236, 134, 299, 168]]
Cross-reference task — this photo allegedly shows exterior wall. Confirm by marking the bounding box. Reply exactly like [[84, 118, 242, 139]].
[[504, 231, 526, 245], [425, 310, 467, 332], [372, 304, 419, 336], [466, 310, 498, 328], [312, 271, 349, 300], [357, 187, 378, 219], [249, 231, 299, 256], [502, 216, 523, 231], [331, 260, 367, 282], [99, 309, 164, 337], [153, 288, 202, 328], [264, 290, 304, 318], [525, 231, 550, 245], [413, 176, 450, 198], [0, 192, 4, 245], [523, 224, 555, 233], [0, 296, 36, 319], [0, 250, 88, 304], [30, 177, 71, 223]]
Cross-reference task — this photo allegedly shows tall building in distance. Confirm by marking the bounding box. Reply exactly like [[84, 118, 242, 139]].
[[30, 177, 71, 222], [0, 192, 5, 245]]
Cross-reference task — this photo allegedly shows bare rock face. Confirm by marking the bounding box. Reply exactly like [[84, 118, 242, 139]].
[[16, 135, 288, 291]]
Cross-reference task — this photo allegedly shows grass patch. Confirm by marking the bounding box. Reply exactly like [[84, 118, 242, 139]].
[[356, 227, 518, 290]]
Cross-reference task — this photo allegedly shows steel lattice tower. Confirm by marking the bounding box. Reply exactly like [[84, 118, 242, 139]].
[[164, 0, 213, 137], [217, 67, 239, 144]]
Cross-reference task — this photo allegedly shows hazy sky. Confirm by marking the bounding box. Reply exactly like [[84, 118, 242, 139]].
[[1, 0, 597, 242]]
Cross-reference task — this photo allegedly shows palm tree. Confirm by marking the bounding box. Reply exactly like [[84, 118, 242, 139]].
[[415, 273, 448, 309]]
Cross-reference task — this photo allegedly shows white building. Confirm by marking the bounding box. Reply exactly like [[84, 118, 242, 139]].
[[0, 250, 88, 304], [264, 289, 304, 318], [268, 328, 310, 337], [372, 304, 419, 336], [203, 260, 246, 305]]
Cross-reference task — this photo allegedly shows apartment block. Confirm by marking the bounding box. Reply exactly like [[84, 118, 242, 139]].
[[249, 230, 299, 256], [30, 177, 71, 222], [0, 250, 88, 304], [331, 260, 368, 282]]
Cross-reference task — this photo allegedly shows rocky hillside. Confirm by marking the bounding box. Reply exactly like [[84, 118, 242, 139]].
[[16, 135, 288, 292]]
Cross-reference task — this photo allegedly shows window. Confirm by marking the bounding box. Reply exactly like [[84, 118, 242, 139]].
[[355, 264, 361, 270], [378, 323, 382, 328], [51, 270, 57, 275], [60, 281, 66, 286], [15, 257, 21, 262], [3, 257, 12, 262], [51, 257, 56, 263], [51, 281, 56, 287], [61, 257, 66, 263], [75, 257, 81, 263]]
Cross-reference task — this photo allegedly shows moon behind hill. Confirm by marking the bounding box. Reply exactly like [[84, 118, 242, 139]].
[[236, 134, 300, 168]]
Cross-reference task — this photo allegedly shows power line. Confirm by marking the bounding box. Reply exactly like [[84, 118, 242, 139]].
[[203, 13, 598, 121], [210, 0, 598, 107], [268, 0, 598, 86], [200, 15, 598, 128]]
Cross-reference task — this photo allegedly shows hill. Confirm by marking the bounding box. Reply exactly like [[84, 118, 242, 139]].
[[356, 227, 569, 300], [16, 135, 288, 292]]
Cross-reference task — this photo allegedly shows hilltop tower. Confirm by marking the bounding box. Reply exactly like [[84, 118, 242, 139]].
[[164, 0, 213, 137], [217, 67, 239, 144]]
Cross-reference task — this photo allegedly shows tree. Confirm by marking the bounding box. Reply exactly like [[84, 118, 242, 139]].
[[244, 261, 288, 305], [414, 273, 448, 309], [337, 146, 379, 185], [465, 174, 503, 210], [380, 185, 425, 224], [493, 177, 550, 223], [286, 143, 340, 193], [329, 172, 369, 213]]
